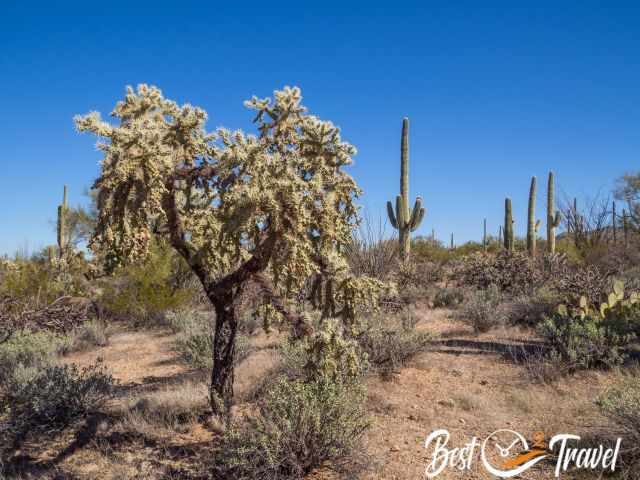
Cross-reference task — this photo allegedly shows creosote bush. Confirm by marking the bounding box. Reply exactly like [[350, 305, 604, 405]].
[[0, 329, 70, 384], [212, 320, 369, 479], [458, 285, 507, 333], [357, 310, 431, 377], [433, 287, 465, 308], [172, 310, 252, 370], [99, 242, 194, 324], [2, 361, 115, 447], [597, 375, 640, 476]]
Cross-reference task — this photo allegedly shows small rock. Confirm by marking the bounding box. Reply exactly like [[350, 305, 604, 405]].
[[437, 399, 455, 408], [408, 414, 417, 421], [390, 445, 401, 452], [450, 369, 463, 377], [479, 380, 488, 386], [459, 418, 466, 425]]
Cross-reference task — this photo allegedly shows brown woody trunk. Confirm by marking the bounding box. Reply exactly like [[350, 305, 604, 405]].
[[209, 299, 238, 417]]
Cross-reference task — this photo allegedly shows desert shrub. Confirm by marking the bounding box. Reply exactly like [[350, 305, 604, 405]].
[[455, 251, 547, 296], [504, 286, 561, 326], [213, 319, 369, 479], [597, 376, 640, 476], [458, 285, 507, 333], [99, 242, 194, 323], [553, 262, 614, 304], [433, 287, 465, 308], [122, 381, 208, 435], [0, 329, 70, 384], [66, 319, 110, 352], [2, 361, 115, 446], [173, 313, 252, 370], [538, 311, 630, 370], [163, 309, 212, 334], [539, 282, 640, 371], [346, 214, 398, 281], [213, 377, 368, 480]]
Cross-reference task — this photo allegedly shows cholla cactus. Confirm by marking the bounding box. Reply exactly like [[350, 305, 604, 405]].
[[304, 318, 366, 383], [504, 198, 514, 252], [527, 176, 541, 256], [386, 118, 425, 260], [57, 185, 68, 258], [76, 85, 367, 416], [546, 172, 561, 253]]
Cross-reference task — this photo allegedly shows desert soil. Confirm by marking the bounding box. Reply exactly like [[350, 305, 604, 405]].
[[11, 308, 621, 479]]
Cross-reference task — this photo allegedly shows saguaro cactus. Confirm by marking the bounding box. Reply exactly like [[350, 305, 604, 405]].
[[504, 198, 514, 252], [483, 218, 487, 251], [623, 208, 629, 248], [612, 200, 617, 245], [527, 176, 541, 256], [386, 118, 425, 259], [57, 185, 68, 258], [498, 225, 503, 246], [546, 172, 561, 253]]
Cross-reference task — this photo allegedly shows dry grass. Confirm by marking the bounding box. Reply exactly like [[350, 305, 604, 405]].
[[117, 381, 209, 438]]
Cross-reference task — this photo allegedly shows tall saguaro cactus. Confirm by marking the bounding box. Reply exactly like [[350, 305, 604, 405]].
[[386, 118, 425, 259], [483, 218, 487, 251], [546, 172, 561, 254], [612, 200, 617, 245], [57, 185, 68, 258], [527, 176, 541, 256], [504, 198, 514, 252]]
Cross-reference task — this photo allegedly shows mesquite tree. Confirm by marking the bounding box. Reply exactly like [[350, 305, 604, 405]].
[[75, 85, 362, 415]]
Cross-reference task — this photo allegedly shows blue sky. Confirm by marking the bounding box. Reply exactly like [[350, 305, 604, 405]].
[[1, 1, 638, 255]]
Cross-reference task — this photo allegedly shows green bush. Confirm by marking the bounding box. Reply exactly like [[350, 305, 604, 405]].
[[67, 319, 110, 352], [538, 311, 630, 370], [0, 329, 70, 384], [213, 377, 368, 479], [433, 287, 465, 308], [597, 376, 640, 477], [172, 311, 252, 370], [2, 361, 115, 446], [357, 312, 431, 375], [539, 282, 640, 371], [99, 242, 194, 323], [458, 285, 507, 333]]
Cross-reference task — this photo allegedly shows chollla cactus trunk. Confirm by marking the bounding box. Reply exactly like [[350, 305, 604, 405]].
[[57, 185, 68, 259], [386, 118, 425, 260], [546, 172, 561, 253], [527, 176, 541, 256], [504, 198, 514, 252]]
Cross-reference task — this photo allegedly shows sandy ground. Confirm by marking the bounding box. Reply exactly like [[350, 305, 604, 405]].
[[9, 309, 624, 479]]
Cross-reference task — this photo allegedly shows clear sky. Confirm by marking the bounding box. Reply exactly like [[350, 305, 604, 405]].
[[1, 1, 638, 256]]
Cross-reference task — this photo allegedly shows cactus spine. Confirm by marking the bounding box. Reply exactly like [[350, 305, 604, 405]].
[[546, 172, 561, 253], [386, 118, 425, 260], [527, 176, 541, 256], [504, 198, 514, 252], [57, 185, 68, 258]]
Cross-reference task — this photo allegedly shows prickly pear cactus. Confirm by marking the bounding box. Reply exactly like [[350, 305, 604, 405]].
[[386, 118, 425, 260]]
